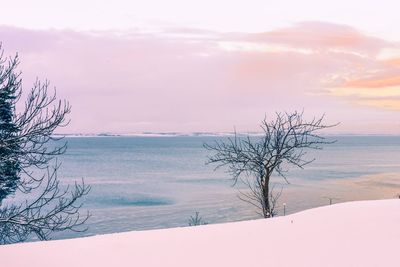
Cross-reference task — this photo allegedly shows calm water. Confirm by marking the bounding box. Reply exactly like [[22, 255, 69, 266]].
[[29, 136, 400, 239]]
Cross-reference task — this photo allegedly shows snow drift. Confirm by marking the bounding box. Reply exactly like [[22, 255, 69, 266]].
[[1, 199, 399, 267]]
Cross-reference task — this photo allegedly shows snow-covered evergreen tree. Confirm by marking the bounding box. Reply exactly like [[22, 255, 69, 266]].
[[0, 52, 21, 202], [0, 45, 90, 244]]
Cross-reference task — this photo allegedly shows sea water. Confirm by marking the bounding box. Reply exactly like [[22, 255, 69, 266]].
[[29, 136, 400, 239]]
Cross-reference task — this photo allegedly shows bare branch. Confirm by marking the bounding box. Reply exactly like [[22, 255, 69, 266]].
[[0, 44, 90, 244], [205, 111, 336, 218]]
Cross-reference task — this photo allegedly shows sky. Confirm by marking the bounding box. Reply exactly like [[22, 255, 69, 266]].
[[1, 1, 400, 134]]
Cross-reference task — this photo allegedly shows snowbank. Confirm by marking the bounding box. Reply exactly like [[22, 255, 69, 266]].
[[1, 199, 399, 267]]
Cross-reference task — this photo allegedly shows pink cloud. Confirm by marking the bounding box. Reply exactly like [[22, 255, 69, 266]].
[[1, 22, 400, 134], [244, 22, 390, 56]]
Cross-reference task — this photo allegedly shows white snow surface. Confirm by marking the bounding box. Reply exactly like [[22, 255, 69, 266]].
[[1, 199, 399, 267]]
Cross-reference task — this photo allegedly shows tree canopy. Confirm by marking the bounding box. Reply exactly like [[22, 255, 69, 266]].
[[0, 45, 90, 244], [205, 111, 336, 217]]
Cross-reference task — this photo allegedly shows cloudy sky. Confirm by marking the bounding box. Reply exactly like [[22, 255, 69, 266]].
[[1, 1, 400, 134]]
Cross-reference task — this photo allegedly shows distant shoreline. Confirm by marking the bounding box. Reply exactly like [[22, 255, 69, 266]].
[[53, 133, 400, 138]]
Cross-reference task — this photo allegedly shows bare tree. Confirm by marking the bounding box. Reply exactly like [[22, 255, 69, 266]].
[[204, 111, 336, 218], [0, 49, 71, 200], [0, 45, 90, 244]]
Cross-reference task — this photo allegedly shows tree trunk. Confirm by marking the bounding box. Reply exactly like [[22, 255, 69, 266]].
[[262, 176, 270, 218]]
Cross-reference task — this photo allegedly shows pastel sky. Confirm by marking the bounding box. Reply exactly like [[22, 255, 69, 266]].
[[2, 1, 400, 134]]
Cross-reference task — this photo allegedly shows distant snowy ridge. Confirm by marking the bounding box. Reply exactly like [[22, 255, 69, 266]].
[[54, 132, 266, 137], [53, 132, 400, 138]]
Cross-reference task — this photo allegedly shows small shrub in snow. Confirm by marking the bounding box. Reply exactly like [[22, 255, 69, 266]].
[[188, 212, 208, 226]]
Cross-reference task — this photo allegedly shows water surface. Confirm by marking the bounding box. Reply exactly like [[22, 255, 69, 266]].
[[36, 135, 400, 239]]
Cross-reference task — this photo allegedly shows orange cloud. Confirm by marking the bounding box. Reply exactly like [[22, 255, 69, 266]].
[[359, 98, 400, 110], [384, 58, 400, 66], [345, 76, 400, 88]]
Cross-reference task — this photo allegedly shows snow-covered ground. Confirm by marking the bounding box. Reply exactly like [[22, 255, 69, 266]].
[[1, 199, 399, 267]]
